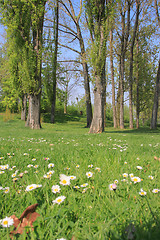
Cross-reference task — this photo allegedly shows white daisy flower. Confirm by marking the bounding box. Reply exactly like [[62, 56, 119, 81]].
[[148, 176, 154, 180], [76, 165, 80, 168], [32, 158, 36, 161], [43, 174, 51, 179], [0, 171, 5, 174], [52, 196, 66, 205], [122, 173, 128, 178], [73, 186, 80, 189], [109, 183, 117, 191], [80, 183, 88, 188], [25, 184, 37, 191], [137, 166, 142, 170], [0, 216, 14, 227], [69, 176, 76, 180], [48, 163, 55, 168], [34, 165, 39, 168], [114, 179, 119, 184], [152, 189, 159, 193], [3, 187, 9, 194], [88, 164, 93, 168], [60, 174, 70, 186], [131, 176, 141, 184], [86, 172, 93, 178], [47, 170, 55, 175], [129, 173, 134, 178], [27, 164, 33, 168], [139, 189, 147, 196], [51, 185, 61, 194], [82, 188, 88, 193]]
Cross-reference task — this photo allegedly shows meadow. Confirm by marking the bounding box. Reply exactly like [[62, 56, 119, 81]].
[[0, 113, 160, 240]]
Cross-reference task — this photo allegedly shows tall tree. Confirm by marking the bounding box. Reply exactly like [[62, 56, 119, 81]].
[[150, 0, 160, 129], [85, 0, 108, 133]]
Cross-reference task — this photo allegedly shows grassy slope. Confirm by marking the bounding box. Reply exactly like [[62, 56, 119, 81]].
[[0, 114, 160, 240]]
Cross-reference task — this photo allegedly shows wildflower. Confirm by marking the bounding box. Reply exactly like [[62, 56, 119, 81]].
[[13, 178, 18, 182], [129, 173, 134, 178], [152, 189, 159, 193], [56, 238, 66, 240], [0, 216, 14, 228], [36, 184, 42, 188], [148, 176, 154, 180], [139, 189, 147, 196], [43, 174, 51, 179], [86, 172, 93, 178], [64, 167, 70, 170], [109, 183, 117, 191], [95, 167, 101, 172], [27, 164, 33, 168], [32, 158, 36, 161], [123, 173, 128, 178], [82, 188, 88, 193], [124, 162, 127, 164], [52, 196, 66, 205], [60, 174, 70, 186], [73, 186, 80, 189], [114, 180, 119, 184], [0, 171, 5, 174], [80, 183, 88, 188], [48, 163, 54, 168], [131, 176, 141, 184], [70, 175, 76, 180], [12, 173, 17, 178], [19, 173, 24, 178], [23, 153, 28, 156], [34, 165, 39, 169], [45, 157, 50, 161], [26, 184, 37, 191], [137, 166, 142, 170], [4, 187, 9, 194], [88, 164, 93, 168], [47, 170, 55, 175], [76, 165, 80, 168], [51, 185, 61, 194]]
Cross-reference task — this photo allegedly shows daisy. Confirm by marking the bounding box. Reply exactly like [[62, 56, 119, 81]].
[[131, 176, 141, 184], [76, 165, 80, 168], [19, 173, 24, 178], [43, 174, 51, 179], [13, 178, 18, 182], [148, 176, 154, 180], [0, 216, 14, 228], [80, 183, 88, 188], [4, 187, 9, 194], [23, 153, 28, 156], [70, 176, 76, 180], [88, 164, 93, 168], [73, 186, 80, 189], [32, 158, 36, 161], [0, 171, 4, 174], [27, 164, 33, 168], [123, 173, 128, 178], [26, 184, 37, 191], [152, 189, 159, 193], [114, 179, 119, 184], [34, 165, 39, 168], [48, 163, 54, 168], [95, 167, 101, 172], [137, 166, 142, 170], [45, 157, 50, 161], [139, 189, 147, 196], [52, 196, 66, 205], [47, 170, 55, 175], [12, 173, 17, 178], [60, 174, 70, 186], [82, 188, 88, 193], [86, 172, 93, 178], [109, 183, 117, 191], [129, 173, 134, 178], [51, 185, 61, 194]]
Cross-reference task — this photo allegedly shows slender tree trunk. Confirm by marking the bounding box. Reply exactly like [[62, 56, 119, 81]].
[[51, 0, 59, 123], [150, 59, 160, 129], [136, 37, 140, 128], [120, 55, 124, 129], [110, 28, 117, 128], [21, 94, 27, 121], [64, 81, 68, 114]]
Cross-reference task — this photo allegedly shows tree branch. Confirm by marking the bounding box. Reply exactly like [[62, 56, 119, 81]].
[[58, 42, 81, 54]]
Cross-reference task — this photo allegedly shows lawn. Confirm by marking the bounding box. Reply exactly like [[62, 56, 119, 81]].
[[0, 114, 160, 240]]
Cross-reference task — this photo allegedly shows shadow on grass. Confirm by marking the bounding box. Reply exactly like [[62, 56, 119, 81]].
[[42, 113, 83, 124], [104, 127, 160, 135]]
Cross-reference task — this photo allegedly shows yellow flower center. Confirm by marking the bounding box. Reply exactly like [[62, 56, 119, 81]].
[[141, 192, 145, 195], [62, 180, 67, 184], [3, 220, 8, 225], [155, 190, 158, 193], [29, 186, 34, 190], [57, 199, 62, 203]]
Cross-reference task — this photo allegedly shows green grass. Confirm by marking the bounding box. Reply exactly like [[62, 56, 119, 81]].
[[0, 113, 160, 239]]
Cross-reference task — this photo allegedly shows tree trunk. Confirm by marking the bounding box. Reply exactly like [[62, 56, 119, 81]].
[[64, 81, 68, 114], [21, 94, 27, 121], [120, 55, 124, 129], [25, 94, 41, 129], [51, 0, 59, 123], [89, 74, 105, 133], [110, 28, 117, 128], [26, 1, 46, 129], [150, 59, 160, 129], [136, 36, 140, 128]]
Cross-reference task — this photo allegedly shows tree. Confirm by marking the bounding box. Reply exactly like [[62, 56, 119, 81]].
[[150, 0, 160, 129], [85, 0, 108, 133]]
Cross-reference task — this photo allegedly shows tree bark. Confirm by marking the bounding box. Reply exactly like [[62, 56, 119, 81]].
[[150, 59, 160, 129], [110, 27, 117, 128], [129, 0, 140, 129], [25, 94, 41, 129], [21, 94, 27, 121], [51, 0, 59, 123], [136, 36, 140, 128]]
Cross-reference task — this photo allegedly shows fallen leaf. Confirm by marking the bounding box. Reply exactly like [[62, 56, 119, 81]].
[[10, 203, 40, 238]]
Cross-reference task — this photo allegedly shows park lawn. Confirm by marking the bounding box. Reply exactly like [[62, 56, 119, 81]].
[[0, 114, 160, 240]]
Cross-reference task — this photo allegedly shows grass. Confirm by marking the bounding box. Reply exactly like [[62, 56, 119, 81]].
[[0, 113, 160, 240]]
